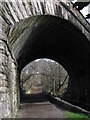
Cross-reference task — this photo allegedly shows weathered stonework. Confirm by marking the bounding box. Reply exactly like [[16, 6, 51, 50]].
[[0, 40, 19, 118], [0, 0, 90, 118], [0, 14, 19, 118]]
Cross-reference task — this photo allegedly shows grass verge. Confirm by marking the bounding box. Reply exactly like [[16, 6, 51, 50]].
[[64, 111, 90, 119]]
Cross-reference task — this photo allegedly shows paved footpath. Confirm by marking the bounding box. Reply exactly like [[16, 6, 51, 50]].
[[17, 93, 65, 118]]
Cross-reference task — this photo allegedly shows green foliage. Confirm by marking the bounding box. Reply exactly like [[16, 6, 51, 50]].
[[64, 111, 90, 119]]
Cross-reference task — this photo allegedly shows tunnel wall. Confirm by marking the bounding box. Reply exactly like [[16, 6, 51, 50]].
[[63, 73, 90, 110], [0, 16, 19, 118]]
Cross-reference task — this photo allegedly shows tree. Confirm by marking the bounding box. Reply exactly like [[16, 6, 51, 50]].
[[20, 59, 69, 96]]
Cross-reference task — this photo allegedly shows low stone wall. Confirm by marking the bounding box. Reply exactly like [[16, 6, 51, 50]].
[[47, 94, 90, 117]]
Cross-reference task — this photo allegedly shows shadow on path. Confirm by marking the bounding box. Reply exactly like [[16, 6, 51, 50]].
[[21, 93, 47, 103], [17, 93, 65, 118]]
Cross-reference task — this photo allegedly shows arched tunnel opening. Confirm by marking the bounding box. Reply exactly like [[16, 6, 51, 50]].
[[20, 58, 69, 103], [11, 15, 90, 110], [1, 1, 90, 118]]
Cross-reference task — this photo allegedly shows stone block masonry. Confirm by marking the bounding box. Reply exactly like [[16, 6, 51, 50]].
[[0, 15, 19, 118], [0, 0, 90, 118]]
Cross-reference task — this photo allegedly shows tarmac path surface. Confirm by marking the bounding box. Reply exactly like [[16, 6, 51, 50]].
[[17, 93, 65, 118]]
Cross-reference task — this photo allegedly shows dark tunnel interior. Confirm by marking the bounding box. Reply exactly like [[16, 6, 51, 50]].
[[12, 15, 90, 110], [12, 16, 90, 76]]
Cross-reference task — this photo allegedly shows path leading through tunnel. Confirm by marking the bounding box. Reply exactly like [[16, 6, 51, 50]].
[[17, 93, 65, 118]]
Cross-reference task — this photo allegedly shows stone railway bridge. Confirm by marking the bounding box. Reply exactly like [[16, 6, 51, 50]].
[[0, 0, 90, 118]]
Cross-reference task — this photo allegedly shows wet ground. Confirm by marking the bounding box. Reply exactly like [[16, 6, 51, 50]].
[[17, 93, 65, 118]]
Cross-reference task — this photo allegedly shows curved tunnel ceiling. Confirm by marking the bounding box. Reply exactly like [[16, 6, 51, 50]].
[[12, 15, 90, 75]]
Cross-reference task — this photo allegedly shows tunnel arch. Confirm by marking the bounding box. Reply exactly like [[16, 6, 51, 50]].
[[9, 15, 90, 76], [9, 15, 90, 110], [1, 1, 90, 118]]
